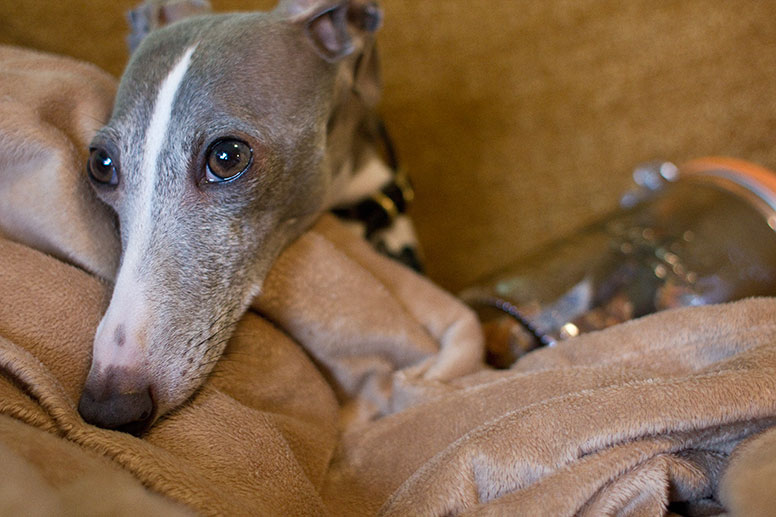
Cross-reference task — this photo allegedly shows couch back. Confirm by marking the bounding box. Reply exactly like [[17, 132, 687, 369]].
[[3, 0, 775, 289]]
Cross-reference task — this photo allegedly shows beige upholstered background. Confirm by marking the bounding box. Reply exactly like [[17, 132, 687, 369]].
[[3, 0, 776, 290]]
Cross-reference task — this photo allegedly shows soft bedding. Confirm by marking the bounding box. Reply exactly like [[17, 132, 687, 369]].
[[1, 45, 775, 516]]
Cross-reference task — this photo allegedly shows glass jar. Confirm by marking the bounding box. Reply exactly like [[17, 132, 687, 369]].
[[460, 158, 776, 368]]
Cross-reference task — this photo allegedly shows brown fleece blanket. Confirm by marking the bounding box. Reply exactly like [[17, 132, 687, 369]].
[[1, 45, 776, 516]]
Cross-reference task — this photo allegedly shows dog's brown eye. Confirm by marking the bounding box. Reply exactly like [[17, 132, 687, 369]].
[[205, 139, 252, 183], [87, 148, 119, 186]]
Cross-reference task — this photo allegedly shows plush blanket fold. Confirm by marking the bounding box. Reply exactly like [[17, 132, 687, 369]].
[[1, 45, 775, 517]]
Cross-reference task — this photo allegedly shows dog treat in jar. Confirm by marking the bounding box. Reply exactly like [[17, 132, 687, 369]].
[[460, 158, 776, 368]]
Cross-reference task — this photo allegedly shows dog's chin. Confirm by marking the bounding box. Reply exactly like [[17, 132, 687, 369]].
[[150, 383, 209, 432], [146, 352, 227, 428]]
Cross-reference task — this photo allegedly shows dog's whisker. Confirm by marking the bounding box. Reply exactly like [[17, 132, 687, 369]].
[[200, 337, 235, 360], [190, 324, 236, 356], [184, 302, 238, 348], [184, 307, 239, 353]]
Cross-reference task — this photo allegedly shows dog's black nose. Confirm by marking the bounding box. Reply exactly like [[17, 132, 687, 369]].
[[78, 369, 156, 436]]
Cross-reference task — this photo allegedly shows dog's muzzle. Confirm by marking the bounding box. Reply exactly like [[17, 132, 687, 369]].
[[78, 367, 157, 435]]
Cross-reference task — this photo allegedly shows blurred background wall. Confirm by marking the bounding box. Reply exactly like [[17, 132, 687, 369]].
[[3, 0, 776, 291]]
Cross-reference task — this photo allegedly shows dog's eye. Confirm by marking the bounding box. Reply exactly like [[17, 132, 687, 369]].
[[205, 139, 252, 183], [87, 148, 119, 186]]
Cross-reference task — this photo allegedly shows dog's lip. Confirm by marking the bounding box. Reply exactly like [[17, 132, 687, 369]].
[[144, 385, 159, 430]]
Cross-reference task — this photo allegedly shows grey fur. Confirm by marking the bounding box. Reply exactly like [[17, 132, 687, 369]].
[[79, 0, 382, 433]]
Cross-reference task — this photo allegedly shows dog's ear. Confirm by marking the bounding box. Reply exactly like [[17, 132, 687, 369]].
[[127, 0, 212, 53], [279, 0, 382, 62]]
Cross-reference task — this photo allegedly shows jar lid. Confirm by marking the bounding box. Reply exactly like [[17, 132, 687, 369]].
[[680, 157, 776, 228]]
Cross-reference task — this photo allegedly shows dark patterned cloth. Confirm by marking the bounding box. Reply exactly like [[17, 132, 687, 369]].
[[331, 123, 424, 273]]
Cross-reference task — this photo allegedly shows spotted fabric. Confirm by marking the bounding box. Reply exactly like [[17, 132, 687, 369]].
[[332, 123, 424, 273]]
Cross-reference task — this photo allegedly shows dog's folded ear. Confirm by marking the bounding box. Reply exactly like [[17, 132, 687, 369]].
[[280, 0, 382, 62], [127, 0, 212, 53]]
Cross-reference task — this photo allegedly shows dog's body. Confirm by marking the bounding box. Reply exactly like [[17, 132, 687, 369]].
[[77, 0, 414, 434]]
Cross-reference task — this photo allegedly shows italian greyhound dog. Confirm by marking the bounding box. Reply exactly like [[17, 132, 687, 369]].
[[78, 0, 418, 435]]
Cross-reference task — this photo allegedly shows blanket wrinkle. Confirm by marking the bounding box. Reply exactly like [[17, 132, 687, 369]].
[[0, 415, 193, 516], [305, 216, 486, 383], [252, 221, 485, 425], [0, 336, 76, 434], [355, 303, 776, 516], [721, 426, 776, 517], [1, 46, 776, 516], [0, 45, 119, 281]]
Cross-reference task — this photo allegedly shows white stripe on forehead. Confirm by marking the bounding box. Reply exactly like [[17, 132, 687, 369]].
[[92, 44, 199, 364], [142, 43, 197, 189], [122, 44, 197, 276]]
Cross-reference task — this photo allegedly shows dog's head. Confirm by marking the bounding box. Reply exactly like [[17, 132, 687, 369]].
[[78, 0, 382, 434]]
